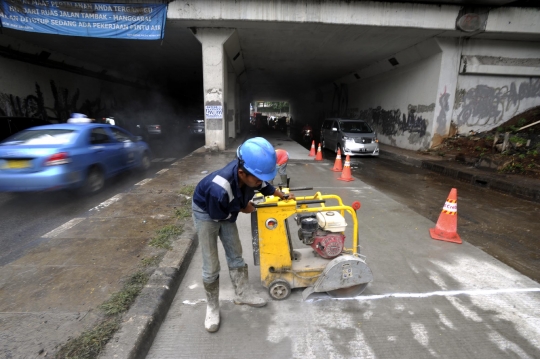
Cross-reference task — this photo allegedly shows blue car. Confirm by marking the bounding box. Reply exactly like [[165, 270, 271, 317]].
[[0, 123, 151, 194]]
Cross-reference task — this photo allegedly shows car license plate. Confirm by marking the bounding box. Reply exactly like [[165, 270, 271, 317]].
[[5, 160, 31, 169]]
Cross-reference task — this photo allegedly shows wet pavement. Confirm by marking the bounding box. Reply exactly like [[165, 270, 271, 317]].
[[0, 130, 539, 358]]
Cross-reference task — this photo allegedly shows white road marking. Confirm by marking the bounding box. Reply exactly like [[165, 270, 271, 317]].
[[89, 194, 124, 212], [164, 158, 176, 162], [41, 218, 85, 238], [152, 158, 163, 162], [156, 169, 169, 175], [135, 178, 153, 186]]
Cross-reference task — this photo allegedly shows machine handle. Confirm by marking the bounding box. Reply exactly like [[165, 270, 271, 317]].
[[296, 199, 326, 205], [289, 187, 313, 191], [253, 203, 278, 208]]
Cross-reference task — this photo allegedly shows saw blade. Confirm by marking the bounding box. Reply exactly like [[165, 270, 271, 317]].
[[326, 283, 368, 298]]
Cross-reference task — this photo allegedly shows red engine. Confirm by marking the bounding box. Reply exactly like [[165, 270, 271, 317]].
[[297, 213, 346, 259], [310, 232, 346, 259]]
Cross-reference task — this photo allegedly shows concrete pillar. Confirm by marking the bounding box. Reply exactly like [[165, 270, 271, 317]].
[[193, 28, 235, 150], [431, 38, 461, 147], [227, 65, 236, 140]]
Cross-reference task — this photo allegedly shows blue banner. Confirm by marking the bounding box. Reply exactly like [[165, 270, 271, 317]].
[[0, 1, 167, 40]]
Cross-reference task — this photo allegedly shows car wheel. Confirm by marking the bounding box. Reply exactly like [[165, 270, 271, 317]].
[[81, 166, 104, 195], [140, 152, 151, 171]]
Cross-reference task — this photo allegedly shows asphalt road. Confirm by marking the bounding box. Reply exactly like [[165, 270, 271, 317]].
[[0, 135, 204, 266]]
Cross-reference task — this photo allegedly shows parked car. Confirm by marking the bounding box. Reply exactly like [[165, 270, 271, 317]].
[[0, 123, 151, 194], [320, 118, 379, 156], [146, 124, 162, 138], [0, 116, 51, 142], [188, 116, 205, 135]]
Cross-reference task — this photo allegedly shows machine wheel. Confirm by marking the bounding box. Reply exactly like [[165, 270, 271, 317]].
[[268, 280, 291, 300], [327, 283, 368, 298]]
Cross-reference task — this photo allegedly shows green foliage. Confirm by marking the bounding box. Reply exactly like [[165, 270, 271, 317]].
[[178, 184, 196, 196], [517, 118, 527, 127], [141, 255, 161, 267], [99, 271, 149, 316], [149, 224, 183, 250], [509, 136, 527, 145], [175, 206, 191, 219], [55, 317, 120, 359]]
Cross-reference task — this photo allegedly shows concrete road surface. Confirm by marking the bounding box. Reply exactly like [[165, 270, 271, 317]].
[[147, 142, 540, 359]]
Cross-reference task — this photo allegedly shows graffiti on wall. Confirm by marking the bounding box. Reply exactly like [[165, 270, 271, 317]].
[[358, 103, 432, 137], [455, 78, 540, 127], [0, 80, 107, 121]]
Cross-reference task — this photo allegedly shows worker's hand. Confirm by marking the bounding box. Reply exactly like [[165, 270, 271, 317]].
[[284, 192, 296, 200], [240, 201, 257, 213]]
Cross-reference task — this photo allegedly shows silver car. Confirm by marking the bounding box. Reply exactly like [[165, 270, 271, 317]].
[[320, 118, 379, 157]]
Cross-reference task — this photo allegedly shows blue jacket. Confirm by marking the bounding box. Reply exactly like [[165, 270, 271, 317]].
[[192, 160, 276, 222]]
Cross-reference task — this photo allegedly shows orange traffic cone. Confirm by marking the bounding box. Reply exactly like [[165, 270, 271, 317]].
[[315, 143, 323, 161], [308, 140, 316, 157], [429, 188, 462, 244], [338, 155, 354, 181], [331, 148, 343, 172]]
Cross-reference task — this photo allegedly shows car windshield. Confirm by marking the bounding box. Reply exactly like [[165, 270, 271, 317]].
[[2, 129, 76, 145], [339, 121, 373, 133]]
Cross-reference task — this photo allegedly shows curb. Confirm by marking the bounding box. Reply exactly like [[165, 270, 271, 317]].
[[380, 149, 540, 203], [99, 231, 198, 359], [421, 161, 540, 203]]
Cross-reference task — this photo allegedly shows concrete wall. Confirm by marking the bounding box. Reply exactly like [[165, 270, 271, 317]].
[[0, 37, 175, 127], [326, 50, 442, 151], [0, 55, 133, 121], [451, 39, 540, 135]]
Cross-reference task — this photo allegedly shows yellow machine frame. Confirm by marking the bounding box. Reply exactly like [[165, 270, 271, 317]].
[[252, 190, 366, 299]]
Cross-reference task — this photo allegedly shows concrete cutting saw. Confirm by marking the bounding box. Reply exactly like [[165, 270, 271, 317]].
[[251, 187, 373, 300]]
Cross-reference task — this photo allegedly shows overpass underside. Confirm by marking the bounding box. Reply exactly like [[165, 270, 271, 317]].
[[168, 0, 540, 150]]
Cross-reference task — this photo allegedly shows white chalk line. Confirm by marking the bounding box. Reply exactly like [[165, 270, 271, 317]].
[[181, 288, 540, 305], [328, 288, 540, 301]]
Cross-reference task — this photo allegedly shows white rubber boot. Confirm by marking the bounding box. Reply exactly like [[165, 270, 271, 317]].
[[203, 279, 220, 332], [229, 265, 266, 307]]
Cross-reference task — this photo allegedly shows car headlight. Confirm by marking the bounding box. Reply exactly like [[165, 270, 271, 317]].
[[342, 136, 351, 141]]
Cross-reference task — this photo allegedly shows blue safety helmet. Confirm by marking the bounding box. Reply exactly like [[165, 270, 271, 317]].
[[237, 137, 277, 181]]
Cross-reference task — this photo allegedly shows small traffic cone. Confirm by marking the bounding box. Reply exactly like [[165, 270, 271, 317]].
[[429, 188, 462, 244], [338, 155, 354, 181], [315, 143, 323, 161], [331, 148, 343, 172], [308, 140, 316, 157]]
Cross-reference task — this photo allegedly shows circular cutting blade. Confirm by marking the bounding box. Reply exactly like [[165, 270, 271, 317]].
[[326, 283, 368, 298]]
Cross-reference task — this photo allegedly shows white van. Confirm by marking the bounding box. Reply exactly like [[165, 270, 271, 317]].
[[320, 118, 379, 157]]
